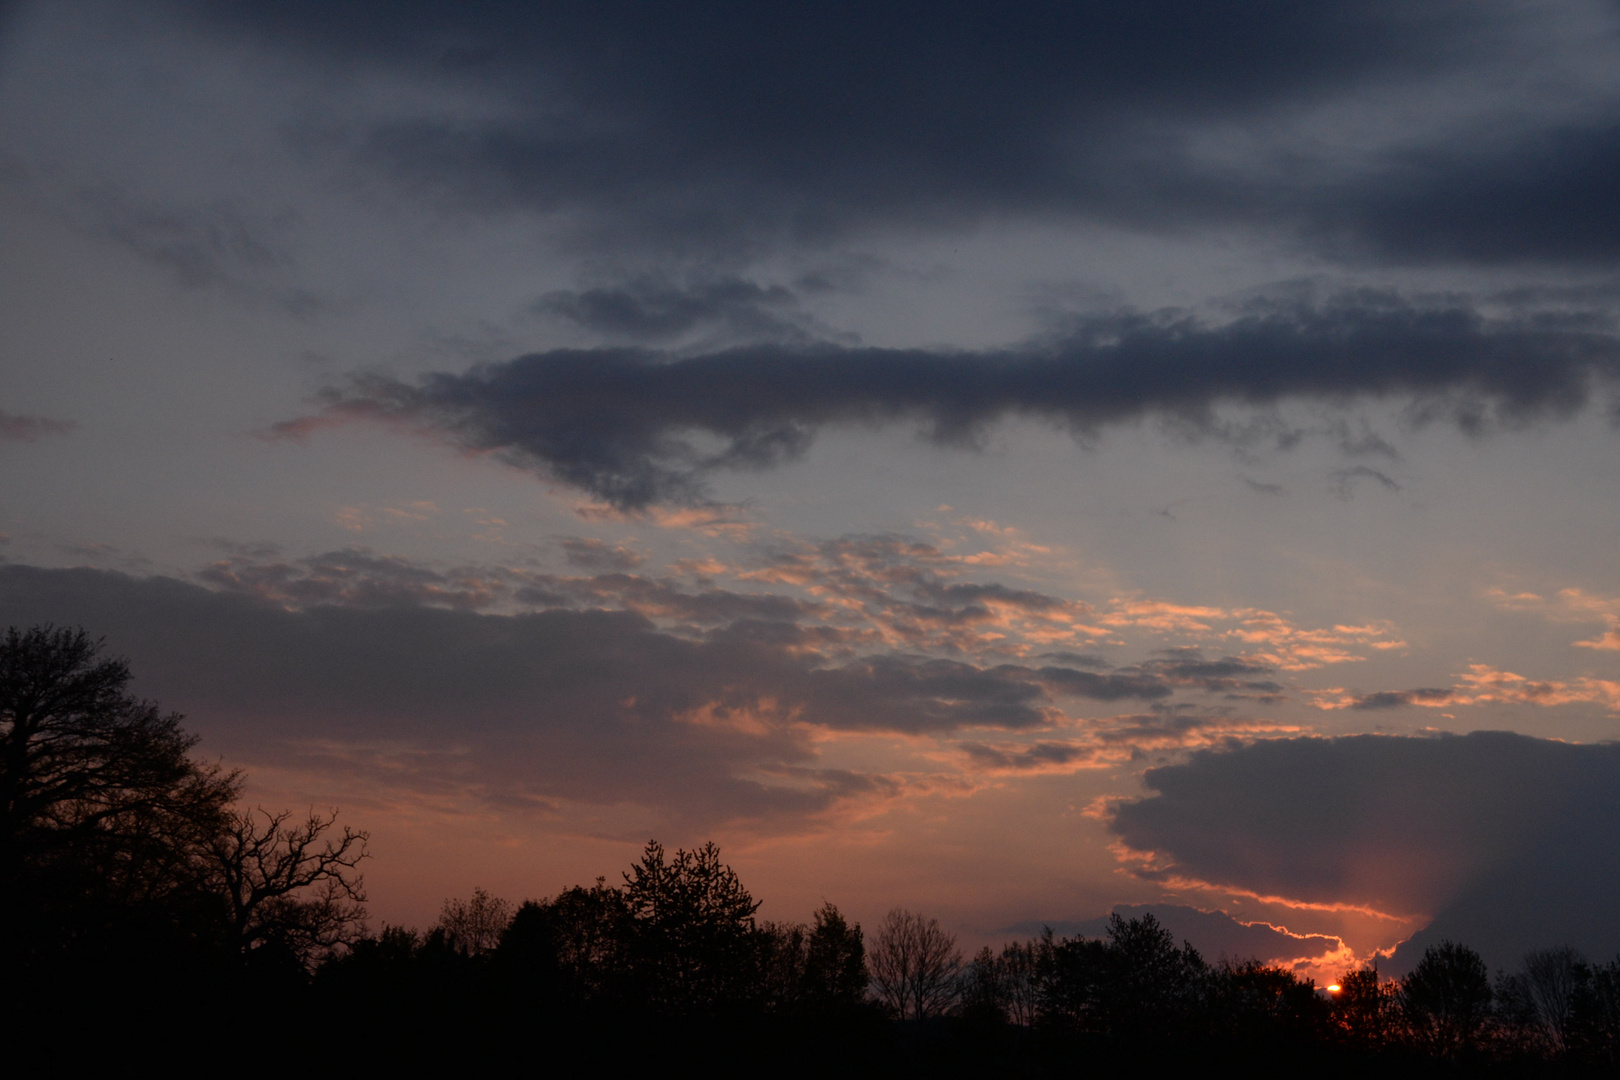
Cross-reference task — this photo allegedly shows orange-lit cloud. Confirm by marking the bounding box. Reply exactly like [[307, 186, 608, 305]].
[[1313, 664, 1620, 713], [1487, 585, 1620, 651]]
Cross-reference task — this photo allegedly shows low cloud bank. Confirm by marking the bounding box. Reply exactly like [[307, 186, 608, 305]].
[[1109, 732, 1620, 973]]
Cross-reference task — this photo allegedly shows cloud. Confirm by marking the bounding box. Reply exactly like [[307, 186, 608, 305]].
[[275, 295, 1620, 507], [1340, 688, 1455, 710], [197, 546, 506, 610], [1108, 732, 1620, 972], [1332, 464, 1401, 497], [0, 156, 321, 314], [1314, 665, 1620, 713], [534, 275, 821, 345], [960, 708, 1302, 775], [0, 532, 1384, 829], [1487, 585, 1620, 651], [177, 1, 1616, 268], [187, 534, 1387, 689], [559, 537, 643, 572], [0, 410, 74, 442], [1318, 121, 1620, 266], [0, 562, 1194, 828]]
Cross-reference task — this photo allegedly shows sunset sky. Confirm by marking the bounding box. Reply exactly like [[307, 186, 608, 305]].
[[4, 1, 1620, 978]]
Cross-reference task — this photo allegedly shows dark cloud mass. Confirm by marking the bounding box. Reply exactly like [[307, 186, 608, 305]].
[[1109, 733, 1620, 973], [176, 0, 1614, 265], [284, 296, 1620, 506], [534, 276, 816, 345]]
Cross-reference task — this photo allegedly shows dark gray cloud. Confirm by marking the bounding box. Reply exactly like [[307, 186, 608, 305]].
[[1033, 668, 1173, 703], [961, 740, 1096, 772], [1316, 123, 1620, 266], [0, 410, 73, 442], [1109, 732, 1620, 973], [534, 276, 817, 345], [1030, 653, 1282, 703], [1012, 904, 1344, 966], [1345, 688, 1455, 710], [171, 1, 1613, 267], [1138, 651, 1285, 696], [279, 293, 1620, 507]]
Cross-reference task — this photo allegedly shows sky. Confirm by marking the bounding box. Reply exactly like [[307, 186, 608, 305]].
[[3, 1, 1620, 979]]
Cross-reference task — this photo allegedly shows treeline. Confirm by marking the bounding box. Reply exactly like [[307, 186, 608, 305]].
[[7, 623, 1620, 1073], [318, 860, 1620, 1073]]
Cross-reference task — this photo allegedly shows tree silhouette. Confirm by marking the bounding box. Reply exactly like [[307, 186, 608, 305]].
[[622, 840, 762, 1012], [1401, 940, 1492, 1057], [870, 907, 961, 1020], [544, 877, 634, 999], [803, 901, 868, 1009], [1101, 914, 1205, 1037], [437, 887, 513, 957], [0, 626, 237, 885], [1522, 946, 1583, 1054], [206, 806, 368, 972], [0, 625, 239, 974], [1331, 964, 1399, 1048], [1568, 956, 1620, 1066]]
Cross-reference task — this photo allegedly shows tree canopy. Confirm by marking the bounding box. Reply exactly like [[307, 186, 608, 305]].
[[0, 625, 365, 984]]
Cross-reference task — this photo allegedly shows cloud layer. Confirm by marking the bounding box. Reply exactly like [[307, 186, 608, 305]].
[[1, 555, 1304, 830], [183, 1, 1620, 264]]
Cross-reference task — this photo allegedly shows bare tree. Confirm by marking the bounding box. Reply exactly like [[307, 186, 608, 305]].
[[998, 938, 1042, 1027], [1521, 946, 1584, 1053], [870, 907, 962, 1020], [208, 806, 368, 970], [437, 887, 514, 956]]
